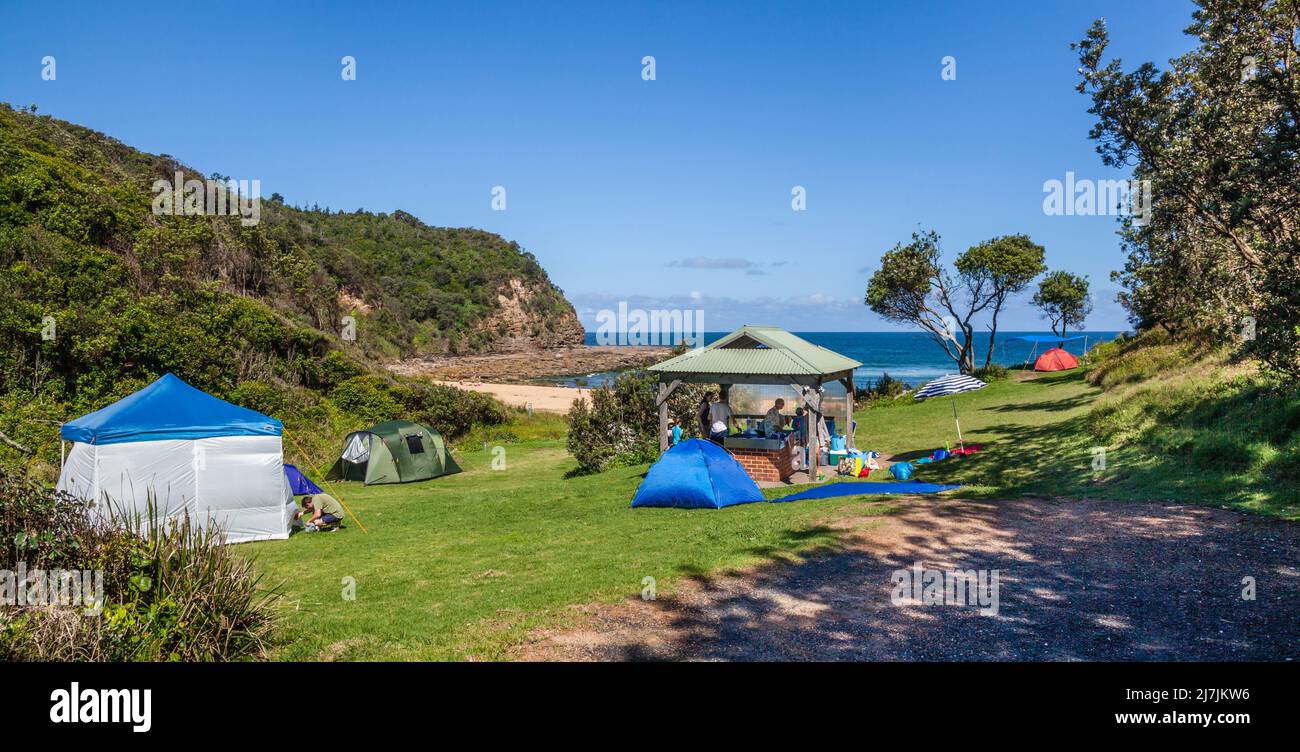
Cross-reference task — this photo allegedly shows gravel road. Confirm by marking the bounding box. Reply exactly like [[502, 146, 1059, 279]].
[[516, 497, 1300, 661]]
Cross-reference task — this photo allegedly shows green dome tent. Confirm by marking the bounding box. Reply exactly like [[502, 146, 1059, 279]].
[[326, 420, 461, 485]]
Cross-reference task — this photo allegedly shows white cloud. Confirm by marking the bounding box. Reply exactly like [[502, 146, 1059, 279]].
[[666, 256, 756, 270]]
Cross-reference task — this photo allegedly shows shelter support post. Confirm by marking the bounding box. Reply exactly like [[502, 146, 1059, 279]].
[[841, 374, 855, 449], [656, 379, 682, 452], [796, 381, 824, 482]]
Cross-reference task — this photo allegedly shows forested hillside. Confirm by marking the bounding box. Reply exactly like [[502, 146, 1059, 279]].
[[0, 103, 580, 477]]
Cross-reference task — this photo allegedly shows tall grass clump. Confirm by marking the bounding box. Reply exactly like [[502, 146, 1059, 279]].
[[0, 473, 282, 661]]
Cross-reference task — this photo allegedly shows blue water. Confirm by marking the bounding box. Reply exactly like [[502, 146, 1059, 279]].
[[562, 331, 1125, 388]]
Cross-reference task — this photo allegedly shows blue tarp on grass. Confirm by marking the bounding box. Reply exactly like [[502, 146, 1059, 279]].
[[770, 481, 961, 503]]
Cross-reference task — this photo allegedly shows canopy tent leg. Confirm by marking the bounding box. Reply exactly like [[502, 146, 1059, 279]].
[[841, 374, 856, 450], [656, 379, 682, 452]]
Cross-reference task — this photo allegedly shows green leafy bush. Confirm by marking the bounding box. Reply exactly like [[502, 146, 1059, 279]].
[[0, 473, 281, 661], [972, 364, 1009, 382], [395, 380, 507, 438], [565, 371, 709, 475], [329, 376, 404, 427], [855, 373, 911, 407]]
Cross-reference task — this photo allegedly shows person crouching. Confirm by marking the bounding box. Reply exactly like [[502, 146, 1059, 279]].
[[298, 493, 345, 532]]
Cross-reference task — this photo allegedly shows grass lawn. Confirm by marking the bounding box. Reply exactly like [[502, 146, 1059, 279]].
[[247, 360, 1295, 660], [854, 368, 1106, 498], [856, 359, 1298, 518], [250, 419, 905, 660]]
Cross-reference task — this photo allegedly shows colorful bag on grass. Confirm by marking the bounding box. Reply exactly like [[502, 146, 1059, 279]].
[[889, 461, 915, 480], [932, 449, 950, 461]]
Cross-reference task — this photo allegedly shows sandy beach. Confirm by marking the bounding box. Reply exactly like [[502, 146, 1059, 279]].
[[390, 344, 671, 412], [388, 345, 670, 383], [435, 380, 588, 413]]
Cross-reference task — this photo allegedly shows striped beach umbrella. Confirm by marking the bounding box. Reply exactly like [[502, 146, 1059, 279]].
[[913, 374, 987, 450]]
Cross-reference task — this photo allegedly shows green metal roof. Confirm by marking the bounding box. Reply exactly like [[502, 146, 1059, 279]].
[[648, 325, 862, 378]]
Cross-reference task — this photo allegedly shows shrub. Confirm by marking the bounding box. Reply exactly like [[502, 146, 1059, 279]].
[[564, 371, 709, 475], [972, 364, 1009, 382], [854, 373, 911, 407], [0, 473, 281, 661], [328, 375, 403, 426], [229, 380, 288, 417], [395, 380, 507, 439]]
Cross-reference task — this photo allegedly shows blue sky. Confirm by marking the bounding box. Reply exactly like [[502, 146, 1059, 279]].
[[1, 0, 1199, 331]]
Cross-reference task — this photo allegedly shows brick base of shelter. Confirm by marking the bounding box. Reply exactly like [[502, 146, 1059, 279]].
[[729, 438, 798, 483]]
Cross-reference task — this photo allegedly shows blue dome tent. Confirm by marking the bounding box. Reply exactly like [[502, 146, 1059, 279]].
[[56, 373, 296, 543], [631, 439, 765, 509], [284, 464, 324, 496]]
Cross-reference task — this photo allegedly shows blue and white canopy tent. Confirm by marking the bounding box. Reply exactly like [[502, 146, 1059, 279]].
[[913, 374, 987, 450], [57, 373, 296, 543]]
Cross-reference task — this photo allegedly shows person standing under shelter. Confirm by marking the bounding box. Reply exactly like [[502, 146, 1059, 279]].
[[763, 398, 786, 435], [697, 394, 712, 437], [708, 393, 734, 443]]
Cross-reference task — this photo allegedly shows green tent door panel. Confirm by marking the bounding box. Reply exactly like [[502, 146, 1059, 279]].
[[363, 434, 400, 484]]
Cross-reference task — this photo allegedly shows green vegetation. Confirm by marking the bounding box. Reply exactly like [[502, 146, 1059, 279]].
[[853, 334, 1298, 519], [0, 104, 583, 480], [565, 370, 710, 475], [1074, 2, 1300, 379], [248, 411, 899, 660], [241, 334, 1292, 660], [0, 475, 280, 661], [1032, 270, 1092, 338], [866, 229, 1050, 373]]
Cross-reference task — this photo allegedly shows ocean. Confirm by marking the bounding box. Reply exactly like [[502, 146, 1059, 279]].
[[562, 331, 1126, 388]]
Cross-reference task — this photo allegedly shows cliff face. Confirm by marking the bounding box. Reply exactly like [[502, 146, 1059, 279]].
[[479, 278, 585, 352], [0, 103, 583, 361]]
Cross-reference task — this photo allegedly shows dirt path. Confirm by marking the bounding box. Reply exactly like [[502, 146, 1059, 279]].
[[515, 497, 1300, 661]]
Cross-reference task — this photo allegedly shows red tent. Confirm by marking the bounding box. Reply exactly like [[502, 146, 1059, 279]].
[[1034, 347, 1078, 372]]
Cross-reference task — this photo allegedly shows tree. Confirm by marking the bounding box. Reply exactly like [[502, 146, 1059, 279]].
[[1033, 271, 1092, 339], [1074, 2, 1300, 378], [957, 235, 1046, 367], [866, 230, 1045, 374]]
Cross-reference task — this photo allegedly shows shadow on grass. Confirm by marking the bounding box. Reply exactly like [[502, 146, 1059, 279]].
[[603, 495, 1300, 661]]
